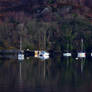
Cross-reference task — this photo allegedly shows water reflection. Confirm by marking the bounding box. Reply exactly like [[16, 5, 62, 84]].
[[0, 57, 92, 92], [18, 62, 23, 90]]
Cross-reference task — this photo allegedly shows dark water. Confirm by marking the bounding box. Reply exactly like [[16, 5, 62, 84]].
[[0, 57, 92, 92]]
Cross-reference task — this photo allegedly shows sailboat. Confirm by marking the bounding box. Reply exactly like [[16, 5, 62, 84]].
[[38, 50, 49, 60], [18, 37, 24, 61], [76, 39, 86, 59], [63, 41, 72, 57], [34, 29, 49, 60], [34, 50, 49, 60], [63, 52, 71, 57]]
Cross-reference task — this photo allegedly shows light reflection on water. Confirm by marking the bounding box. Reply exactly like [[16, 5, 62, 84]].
[[0, 57, 92, 92]]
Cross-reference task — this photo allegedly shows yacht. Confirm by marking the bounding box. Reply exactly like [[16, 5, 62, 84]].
[[34, 50, 49, 60], [77, 39, 86, 59]]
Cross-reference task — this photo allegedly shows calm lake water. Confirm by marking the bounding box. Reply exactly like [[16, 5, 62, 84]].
[[0, 57, 92, 92]]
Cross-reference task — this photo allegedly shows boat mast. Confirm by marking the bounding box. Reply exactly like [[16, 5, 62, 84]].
[[44, 30, 46, 50], [81, 38, 83, 51], [20, 36, 22, 50], [67, 40, 69, 53]]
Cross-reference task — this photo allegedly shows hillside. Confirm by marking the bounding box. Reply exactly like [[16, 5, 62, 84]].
[[0, 0, 92, 21], [0, 0, 92, 51]]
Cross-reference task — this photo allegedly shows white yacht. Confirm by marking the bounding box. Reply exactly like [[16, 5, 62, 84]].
[[77, 39, 86, 59], [77, 52, 86, 58], [18, 50, 24, 61], [63, 41, 72, 57], [91, 53, 92, 57], [63, 52, 72, 57], [34, 50, 49, 60], [18, 37, 24, 61]]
